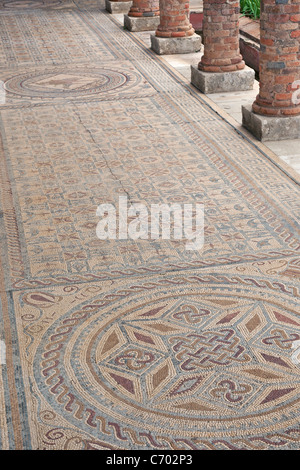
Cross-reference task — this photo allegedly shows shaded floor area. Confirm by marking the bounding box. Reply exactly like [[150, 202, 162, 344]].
[[0, 0, 300, 450]]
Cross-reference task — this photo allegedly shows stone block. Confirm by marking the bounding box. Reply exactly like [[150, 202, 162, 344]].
[[190, 65, 255, 94], [124, 14, 160, 32], [105, 0, 132, 14], [150, 34, 202, 55], [242, 104, 300, 141]]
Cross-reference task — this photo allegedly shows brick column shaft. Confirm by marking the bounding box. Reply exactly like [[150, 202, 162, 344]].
[[199, 0, 245, 72], [252, 0, 300, 116], [129, 0, 159, 17], [155, 0, 194, 38]]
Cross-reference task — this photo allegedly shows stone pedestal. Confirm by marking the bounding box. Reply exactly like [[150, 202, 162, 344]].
[[124, 14, 160, 32], [151, 33, 201, 55], [105, 0, 132, 13], [242, 105, 300, 142], [191, 65, 254, 94]]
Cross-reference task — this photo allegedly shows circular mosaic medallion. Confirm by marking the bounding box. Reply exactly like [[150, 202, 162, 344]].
[[28, 273, 300, 449], [4, 67, 139, 100]]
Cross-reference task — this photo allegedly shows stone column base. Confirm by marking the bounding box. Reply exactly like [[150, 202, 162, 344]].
[[150, 34, 202, 55], [105, 0, 132, 13], [191, 65, 254, 94], [242, 104, 300, 142], [124, 14, 160, 32]]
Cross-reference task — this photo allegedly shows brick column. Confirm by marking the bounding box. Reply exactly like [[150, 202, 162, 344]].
[[150, 0, 202, 54], [191, 0, 254, 93], [242, 0, 300, 141], [105, 0, 132, 14], [200, 0, 245, 73], [253, 0, 300, 117], [124, 0, 160, 31], [128, 0, 159, 17]]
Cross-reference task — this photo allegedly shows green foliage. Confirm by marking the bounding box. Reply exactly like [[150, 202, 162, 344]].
[[240, 0, 260, 19]]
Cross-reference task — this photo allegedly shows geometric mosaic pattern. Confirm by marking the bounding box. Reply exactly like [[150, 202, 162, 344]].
[[0, 0, 300, 451]]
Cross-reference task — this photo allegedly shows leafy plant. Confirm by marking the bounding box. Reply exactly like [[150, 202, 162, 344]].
[[240, 0, 260, 19]]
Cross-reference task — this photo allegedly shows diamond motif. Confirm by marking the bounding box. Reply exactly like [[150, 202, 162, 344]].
[[95, 325, 126, 362]]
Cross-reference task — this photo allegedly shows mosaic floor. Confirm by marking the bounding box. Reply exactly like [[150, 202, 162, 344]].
[[0, 0, 300, 450]]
